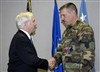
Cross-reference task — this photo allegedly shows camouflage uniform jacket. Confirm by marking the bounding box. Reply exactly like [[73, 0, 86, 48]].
[[54, 19, 95, 72]]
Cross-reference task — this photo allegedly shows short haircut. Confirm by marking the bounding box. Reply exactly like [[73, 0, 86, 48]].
[[16, 12, 33, 29], [59, 2, 78, 15]]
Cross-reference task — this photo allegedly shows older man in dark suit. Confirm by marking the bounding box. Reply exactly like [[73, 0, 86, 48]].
[[8, 12, 54, 72]]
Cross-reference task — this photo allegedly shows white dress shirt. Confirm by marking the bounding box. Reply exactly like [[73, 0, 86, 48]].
[[20, 29, 31, 40]]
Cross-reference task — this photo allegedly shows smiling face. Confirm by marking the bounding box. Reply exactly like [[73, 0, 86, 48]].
[[24, 16, 37, 35], [28, 16, 37, 35]]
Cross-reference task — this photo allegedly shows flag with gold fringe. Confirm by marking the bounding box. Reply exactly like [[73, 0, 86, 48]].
[[26, 0, 32, 12]]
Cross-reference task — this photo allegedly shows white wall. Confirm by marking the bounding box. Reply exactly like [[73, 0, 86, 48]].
[[0, 0, 100, 72]]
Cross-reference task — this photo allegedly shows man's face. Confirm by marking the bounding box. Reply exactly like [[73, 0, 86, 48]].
[[60, 8, 72, 27], [29, 16, 37, 34]]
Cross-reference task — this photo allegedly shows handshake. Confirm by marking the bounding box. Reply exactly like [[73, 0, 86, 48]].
[[48, 57, 56, 70]]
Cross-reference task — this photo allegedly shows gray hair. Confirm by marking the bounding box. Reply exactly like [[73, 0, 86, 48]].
[[16, 12, 33, 29]]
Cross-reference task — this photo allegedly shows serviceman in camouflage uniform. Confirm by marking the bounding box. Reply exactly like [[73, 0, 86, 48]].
[[51, 2, 95, 72]]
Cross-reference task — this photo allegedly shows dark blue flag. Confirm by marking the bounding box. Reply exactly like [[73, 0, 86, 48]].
[[26, 0, 32, 12], [52, 0, 63, 72], [79, 0, 95, 72]]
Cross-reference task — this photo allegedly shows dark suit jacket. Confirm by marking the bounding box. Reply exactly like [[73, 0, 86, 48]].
[[8, 30, 48, 72]]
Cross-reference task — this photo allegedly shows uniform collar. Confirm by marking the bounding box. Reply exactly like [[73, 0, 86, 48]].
[[65, 19, 81, 29]]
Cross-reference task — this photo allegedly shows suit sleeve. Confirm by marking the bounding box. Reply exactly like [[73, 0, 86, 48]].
[[16, 37, 48, 70]]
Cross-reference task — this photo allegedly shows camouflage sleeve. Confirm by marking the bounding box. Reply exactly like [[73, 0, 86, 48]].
[[54, 30, 74, 66], [53, 30, 66, 66], [54, 42, 63, 66], [79, 25, 95, 70]]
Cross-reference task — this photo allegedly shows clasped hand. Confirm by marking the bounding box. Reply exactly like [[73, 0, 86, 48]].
[[48, 57, 56, 70]]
